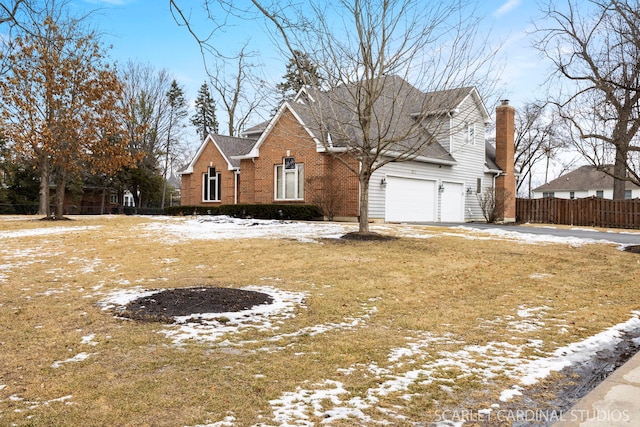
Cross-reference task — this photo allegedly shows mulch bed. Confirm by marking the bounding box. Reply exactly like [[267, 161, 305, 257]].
[[117, 287, 274, 323], [624, 245, 640, 254], [340, 231, 399, 241]]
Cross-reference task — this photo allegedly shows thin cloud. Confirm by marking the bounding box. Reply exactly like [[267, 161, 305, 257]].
[[494, 0, 522, 17]]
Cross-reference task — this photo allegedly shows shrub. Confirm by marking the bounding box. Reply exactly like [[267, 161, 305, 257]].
[[164, 204, 323, 221]]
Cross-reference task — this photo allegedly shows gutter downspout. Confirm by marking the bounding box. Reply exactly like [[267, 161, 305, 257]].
[[234, 170, 240, 205]]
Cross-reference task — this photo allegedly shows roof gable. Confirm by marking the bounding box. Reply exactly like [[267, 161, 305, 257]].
[[533, 165, 640, 192], [180, 134, 255, 174]]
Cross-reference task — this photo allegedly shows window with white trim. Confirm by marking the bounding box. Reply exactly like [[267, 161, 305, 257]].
[[275, 161, 304, 200], [467, 122, 476, 145], [203, 166, 221, 202]]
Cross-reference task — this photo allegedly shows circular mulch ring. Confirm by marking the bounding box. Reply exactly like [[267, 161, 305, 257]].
[[340, 231, 399, 241], [117, 287, 274, 323], [624, 245, 640, 254]]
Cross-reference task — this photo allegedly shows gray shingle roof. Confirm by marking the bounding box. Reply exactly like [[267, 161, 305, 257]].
[[287, 76, 474, 163], [212, 135, 256, 169], [534, 165, 640, 192]]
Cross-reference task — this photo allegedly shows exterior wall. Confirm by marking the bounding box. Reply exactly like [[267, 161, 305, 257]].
[[369, 160, 491, 222], [368, 93, 492, 222], [241, 108, 359, 218], [238, 158, 255, 204], [180, 139, 237, 206]]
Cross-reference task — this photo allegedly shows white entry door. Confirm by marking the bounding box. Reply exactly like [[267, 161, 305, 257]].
[[385, 176, 437, 222], [441, 181, 464, 222]]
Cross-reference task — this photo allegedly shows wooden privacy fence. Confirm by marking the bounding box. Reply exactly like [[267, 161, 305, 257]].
[[516, 197, 640, 230]]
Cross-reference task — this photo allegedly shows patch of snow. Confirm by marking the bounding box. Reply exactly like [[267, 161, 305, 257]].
[[529, 273, 553, 279], [512, 312, 640, 387], [51, 352, 96, 369], [451, 226, 616, 247], [140, 216, 353, 243], [499, 386, 523, 402], [187, 416, 236, 427], [81, 334, 98, 346], [97, 286, 160, 311]]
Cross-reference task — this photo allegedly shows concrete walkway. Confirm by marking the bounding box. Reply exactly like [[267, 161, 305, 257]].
[[552, 351, 640, 426]]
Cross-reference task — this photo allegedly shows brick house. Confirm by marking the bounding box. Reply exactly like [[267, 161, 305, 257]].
[[181, 76, 516, 223]]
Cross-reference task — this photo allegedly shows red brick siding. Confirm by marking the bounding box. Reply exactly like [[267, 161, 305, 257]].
[[243, 109, 359, 217], [495, 102, 516, 221], [182, 108, 361, 219], [180, 139, 237, 206]]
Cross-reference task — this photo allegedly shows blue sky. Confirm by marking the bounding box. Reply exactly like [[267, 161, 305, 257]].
[[85, 0, 550, 114]]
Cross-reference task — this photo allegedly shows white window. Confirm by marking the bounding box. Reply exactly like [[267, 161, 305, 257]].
[[203, 167, 221, 202], [275, 161, 304, 200], [467, 122, 475, 145]]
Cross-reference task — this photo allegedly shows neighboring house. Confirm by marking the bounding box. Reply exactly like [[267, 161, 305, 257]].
[[181, 76, 516, 223], [532, 165, 640, 200]]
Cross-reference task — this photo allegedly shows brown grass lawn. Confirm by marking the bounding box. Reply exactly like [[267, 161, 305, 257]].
[[0, 215, 639, 426]]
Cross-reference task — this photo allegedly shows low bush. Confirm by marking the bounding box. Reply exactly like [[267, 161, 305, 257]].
[[164, 204, 323, 220]]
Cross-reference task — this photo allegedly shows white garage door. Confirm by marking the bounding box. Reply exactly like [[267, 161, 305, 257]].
[[441, 181, 464, 222], [385, 176, 436, 222]]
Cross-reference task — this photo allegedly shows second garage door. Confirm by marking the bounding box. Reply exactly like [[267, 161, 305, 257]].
[[385, 176, 437, 222]]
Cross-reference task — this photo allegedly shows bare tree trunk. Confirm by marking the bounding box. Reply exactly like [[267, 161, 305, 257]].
[[358, 169, 371, 233], [100, 186, 106, 214], [38, 155, 50, 217], [613, 147, 628, 200], [54, 168, 66, 219]]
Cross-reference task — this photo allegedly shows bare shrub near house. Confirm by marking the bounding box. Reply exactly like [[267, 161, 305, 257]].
[[305, 172, 343, 221], [478, 187, 514, 223]]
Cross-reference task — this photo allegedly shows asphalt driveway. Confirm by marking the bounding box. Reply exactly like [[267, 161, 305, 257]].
[[434, 222, 640, 246]]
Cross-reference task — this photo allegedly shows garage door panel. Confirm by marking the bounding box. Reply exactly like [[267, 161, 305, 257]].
[[385, 176, 436, 222]]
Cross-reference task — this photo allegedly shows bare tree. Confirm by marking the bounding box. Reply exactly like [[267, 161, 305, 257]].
[[171, 0, 497, 233], [119, 61, 175, 210], [535, 0, 640, 199], [0, 0, 26, 25], [208, 44, 270, 136], [513, 102, 569, 197]]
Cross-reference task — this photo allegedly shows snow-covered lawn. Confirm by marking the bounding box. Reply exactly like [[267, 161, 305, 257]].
[[0, 215, 638, 426]]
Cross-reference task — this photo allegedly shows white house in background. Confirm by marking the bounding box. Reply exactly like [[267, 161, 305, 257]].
[[532, 165, 640, 199]]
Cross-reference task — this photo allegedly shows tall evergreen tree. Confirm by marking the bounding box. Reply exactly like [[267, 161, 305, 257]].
[[191, 82, 218, 140], [276, 50, 322, 100]]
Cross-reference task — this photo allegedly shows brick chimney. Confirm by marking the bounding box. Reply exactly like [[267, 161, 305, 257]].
[[494, 100, 516, 223]]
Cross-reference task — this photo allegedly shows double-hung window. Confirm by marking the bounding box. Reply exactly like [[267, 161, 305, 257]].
[[203, 166, 221, 202], [275, 158, 304, 200]]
